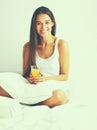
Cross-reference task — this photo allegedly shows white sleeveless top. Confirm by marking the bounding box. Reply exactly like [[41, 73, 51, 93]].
[[36, 38, 60, 76]]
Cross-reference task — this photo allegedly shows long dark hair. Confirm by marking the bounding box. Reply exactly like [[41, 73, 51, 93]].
[[23, 6, 56, 77]]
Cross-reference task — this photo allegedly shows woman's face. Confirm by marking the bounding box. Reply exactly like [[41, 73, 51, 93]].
[[35, 13, 54, 37]]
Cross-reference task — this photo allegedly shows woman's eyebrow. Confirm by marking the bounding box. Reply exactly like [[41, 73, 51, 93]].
[[36, 19, 51, 22]]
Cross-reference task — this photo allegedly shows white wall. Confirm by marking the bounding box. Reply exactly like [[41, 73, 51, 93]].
[[0, 0, 97, 104]]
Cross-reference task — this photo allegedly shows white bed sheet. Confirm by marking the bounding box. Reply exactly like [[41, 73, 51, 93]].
[[0, 96, 97, 130]]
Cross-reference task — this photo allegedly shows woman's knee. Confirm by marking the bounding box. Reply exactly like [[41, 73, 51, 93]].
[[53, 89, 69, 104]]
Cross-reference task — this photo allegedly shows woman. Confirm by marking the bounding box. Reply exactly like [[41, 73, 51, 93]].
[[23, 6, 70, 107], [0, 6, 69, 108]]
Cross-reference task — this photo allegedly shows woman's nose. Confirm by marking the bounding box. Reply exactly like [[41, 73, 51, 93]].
[[41, 23, 46, 29]]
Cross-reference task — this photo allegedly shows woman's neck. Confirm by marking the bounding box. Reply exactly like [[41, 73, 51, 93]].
[[40, 35, 56, 46]]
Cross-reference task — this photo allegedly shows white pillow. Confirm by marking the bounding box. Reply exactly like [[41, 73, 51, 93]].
[[0, 72, 52, 105]]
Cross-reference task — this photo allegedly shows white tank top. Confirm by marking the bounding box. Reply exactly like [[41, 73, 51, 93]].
[[36, 38, 60, 76]]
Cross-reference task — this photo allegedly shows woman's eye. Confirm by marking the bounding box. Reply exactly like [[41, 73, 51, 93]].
[[45, 21, 49, 24], [36, 22, 41, 25]]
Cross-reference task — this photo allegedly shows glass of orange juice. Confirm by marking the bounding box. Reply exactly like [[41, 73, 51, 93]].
[[31, 65, 40, 77]]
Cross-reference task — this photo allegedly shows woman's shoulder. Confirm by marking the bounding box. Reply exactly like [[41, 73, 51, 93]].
[[57, 38, 69, 56], [23, 42, 30, 47], [23, 42, 30, 50], [58, 38, 69, 48]]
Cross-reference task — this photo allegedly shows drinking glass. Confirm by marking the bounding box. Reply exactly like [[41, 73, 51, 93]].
[[31, 65, 40, 77]]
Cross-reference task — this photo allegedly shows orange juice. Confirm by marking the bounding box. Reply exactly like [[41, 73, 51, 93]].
[[31, 65, 40, 77]]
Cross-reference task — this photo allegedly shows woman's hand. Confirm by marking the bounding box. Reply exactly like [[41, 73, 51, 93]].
[[27, 74, 48, 84]]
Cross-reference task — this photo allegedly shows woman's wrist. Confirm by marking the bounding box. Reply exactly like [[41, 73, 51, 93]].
[[44, 74, 67, 81], [44, 76, 52, 81]]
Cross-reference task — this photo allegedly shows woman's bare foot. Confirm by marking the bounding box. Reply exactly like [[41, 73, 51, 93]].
[[39, 89, 69, 108]]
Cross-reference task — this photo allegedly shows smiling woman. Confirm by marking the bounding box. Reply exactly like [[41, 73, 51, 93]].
[[23, 6, 70, 107], [0, 6, 70, 108]]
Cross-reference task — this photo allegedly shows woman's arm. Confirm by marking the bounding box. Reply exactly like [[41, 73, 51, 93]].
[[43, 39, 69, 81], [58, 39, 69, 80], [22, 43, 31, 79]]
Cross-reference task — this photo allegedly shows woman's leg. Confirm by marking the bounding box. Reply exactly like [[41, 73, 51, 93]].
[[0, 87, 69, 107], [0, 86, 12, 98], [39, 89, 69, 108]]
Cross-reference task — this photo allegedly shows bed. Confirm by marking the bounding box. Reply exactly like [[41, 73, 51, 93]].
[[0, 96, 97, 130], [0, 72, 97, 130]]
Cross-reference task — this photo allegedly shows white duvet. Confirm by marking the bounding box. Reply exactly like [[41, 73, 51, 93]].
[[0, 96, 97, 130]]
